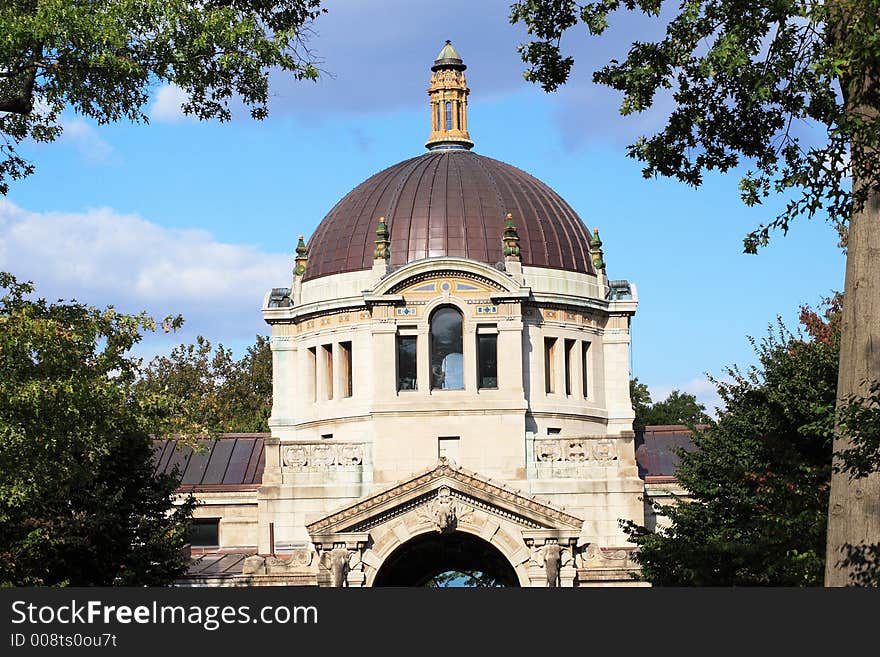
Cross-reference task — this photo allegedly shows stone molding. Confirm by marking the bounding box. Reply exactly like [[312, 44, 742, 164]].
[[306, 458, 583, 536]]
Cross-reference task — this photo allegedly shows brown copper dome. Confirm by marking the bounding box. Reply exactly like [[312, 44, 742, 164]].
[[303, 149, 596, 281]]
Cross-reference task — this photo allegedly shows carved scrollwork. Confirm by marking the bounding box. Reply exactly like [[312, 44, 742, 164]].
[[533, 438, 618, 464], [593, 439, 617, 463], [566, 441, 587, 461], [536, 441, 562, 462], [311, 444, 337, 466], [340, 444, 364, 465], [576, 543, 630, 568], [282, 443, 365, 470], [284, 446, 309, 467], [418, 487, 474, 533]]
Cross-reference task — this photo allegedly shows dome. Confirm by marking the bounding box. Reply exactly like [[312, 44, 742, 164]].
[[303, 149, 596, 281]]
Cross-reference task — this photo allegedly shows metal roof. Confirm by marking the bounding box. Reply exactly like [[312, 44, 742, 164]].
[[634, 426, 699, 480], [152, 434, 266, 489], [303, 150, 596, 281]]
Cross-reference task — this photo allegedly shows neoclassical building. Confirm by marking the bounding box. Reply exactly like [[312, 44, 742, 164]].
[[173, 42, 650, 587]]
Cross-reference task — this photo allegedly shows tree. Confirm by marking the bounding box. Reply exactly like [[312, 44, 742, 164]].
[[0, 0, 324, 193], [216, 335, 273, 433], [630, 377, 653, 427], [623, 299, 839, 585], [630, 379, 711, 426], [643, 390, 712, 426], [136, 335, 273, 433], [510, 0, 880, 586], [0, 273, 195, 586]]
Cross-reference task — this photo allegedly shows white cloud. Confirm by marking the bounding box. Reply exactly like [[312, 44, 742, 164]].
[[649, 376, 725, 419], [150, 84, 191, 123], [0, 200, 289, 352], [60, 118, 114, 163]]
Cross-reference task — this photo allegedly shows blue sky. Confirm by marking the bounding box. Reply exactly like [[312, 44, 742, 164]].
[[0, 0, 845, 413]]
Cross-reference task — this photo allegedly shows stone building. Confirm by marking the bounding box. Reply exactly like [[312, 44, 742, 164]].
[[174, 42, 651, 587]]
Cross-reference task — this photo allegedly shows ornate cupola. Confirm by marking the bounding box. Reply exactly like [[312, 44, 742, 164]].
[[425, 40, 473, 150]]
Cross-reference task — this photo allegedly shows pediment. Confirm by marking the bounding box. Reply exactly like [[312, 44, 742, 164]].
[[306, 459, 583, 536], [371, 257, 524, 297]]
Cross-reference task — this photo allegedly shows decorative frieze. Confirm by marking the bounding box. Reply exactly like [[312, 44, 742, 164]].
[[533, 438, 618, 464], [283, 443, 366, 470]]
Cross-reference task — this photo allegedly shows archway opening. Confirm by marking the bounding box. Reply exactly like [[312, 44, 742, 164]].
[[372, 531, 519, 587]]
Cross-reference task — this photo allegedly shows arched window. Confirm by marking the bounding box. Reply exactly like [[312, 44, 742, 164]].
[[430, 306, 463, 390], [445, 102, 452, 131]]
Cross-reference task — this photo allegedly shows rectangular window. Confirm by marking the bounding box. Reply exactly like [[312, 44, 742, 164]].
[[307, 347, 317, 402], [436, 103, 441, 131], [438, 436, 460, 462], [188, 518, 220, 547], [582, 341, 590, 398], [397, 335, 417, 391], [548, 427, 561, 435], [564, 339, 575, 396], [477, 333, 498, 389], [322, 344, 333, 400], [340, 341, 352, 398], [544, 337, 557, 394], [445, 102, 452, 131]]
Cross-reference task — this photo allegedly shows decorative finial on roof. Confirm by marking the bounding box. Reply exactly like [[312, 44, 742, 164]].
[[426, 40, 473, 151], [590, 228, 605, 272], [373, 217, 391, 260], [294, 234, 308, 276], [503, 212, 521, 261]]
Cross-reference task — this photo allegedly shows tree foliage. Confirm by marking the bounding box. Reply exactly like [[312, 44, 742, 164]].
[[510, 0, 880, 587], [0, 272, 195, 586], [509, 0, 880, 249], [0, 0, 324, 193], [645, 390, 712, 426], [624, 298, 839, 585], [631, 378, 711, 427], [630, 377, 653, 426], [136, 335, 272, 433], [424, 570, 507, 587]]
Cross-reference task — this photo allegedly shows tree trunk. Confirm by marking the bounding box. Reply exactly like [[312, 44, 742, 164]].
[[824, 179, 880, 586]]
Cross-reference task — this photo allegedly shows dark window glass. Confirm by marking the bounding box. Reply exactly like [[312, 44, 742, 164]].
[[478, 333, 497, 389], [431, 307, 463, 390], [188, 519, 219, 547], [397, 335, 417, 391], [544, 337, 556, 393], [445, 102, 452, 131], [307, 347, 316, 401], [322, 344, 333, 400], [340, 341, 352, 398], [564, 339, 575, 396], [582, 342, 590, 398]]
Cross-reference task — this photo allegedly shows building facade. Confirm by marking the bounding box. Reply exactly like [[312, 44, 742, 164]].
[[180, 42, 648, 587]]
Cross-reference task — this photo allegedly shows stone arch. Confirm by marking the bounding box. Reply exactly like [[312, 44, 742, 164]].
[[362, 522, 531, 587]]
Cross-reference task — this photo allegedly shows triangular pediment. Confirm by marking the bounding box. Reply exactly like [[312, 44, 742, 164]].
[[306, 459, 583, 536]]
